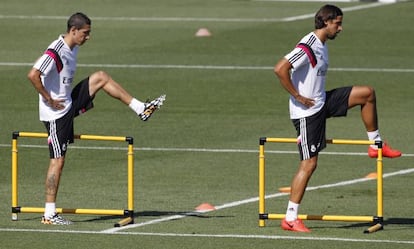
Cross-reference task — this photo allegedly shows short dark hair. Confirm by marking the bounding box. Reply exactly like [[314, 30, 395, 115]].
[[67, 12, 91, 32], [314, 5, 343, 29]]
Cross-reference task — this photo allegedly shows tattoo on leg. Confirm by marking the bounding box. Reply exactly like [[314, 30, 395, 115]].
[[46, 174, 58, 196]]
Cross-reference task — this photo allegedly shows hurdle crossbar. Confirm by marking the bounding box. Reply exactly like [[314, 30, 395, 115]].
[[11, 131, 135, 227], [258, 137, 384, 233]]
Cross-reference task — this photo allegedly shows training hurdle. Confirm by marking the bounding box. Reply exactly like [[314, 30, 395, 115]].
[[258, 137, 384, 233], [11, 131, 135, 227]]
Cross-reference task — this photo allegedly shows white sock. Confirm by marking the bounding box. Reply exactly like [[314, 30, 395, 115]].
[[367, 130, 382, 148], [285, 201, 299, 222], [129, 98, 145, 115], [44, 202, 56, 218]]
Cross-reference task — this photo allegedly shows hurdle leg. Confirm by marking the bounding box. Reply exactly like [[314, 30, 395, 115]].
[[127, 143, 134, 218], [365, 143, 384, 233], [11, 134, 19, 221], [258, 138, 266, 227], [114, 141, 136, 227], [115, 210, 134, 227], [115, 217, 133, 227]]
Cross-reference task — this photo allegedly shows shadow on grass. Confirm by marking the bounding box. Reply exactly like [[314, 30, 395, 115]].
[[338, 217, 414, 230], [385, 217, 414, 225], [79, 210, 233, 223]]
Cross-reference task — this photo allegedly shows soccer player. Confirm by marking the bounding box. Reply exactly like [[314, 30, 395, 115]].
[[27, 12, 165, 225], [273, 5, 401, 232]]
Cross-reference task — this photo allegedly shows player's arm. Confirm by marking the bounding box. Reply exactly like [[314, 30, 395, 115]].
[[274, 58, 299, 98], [274, 58, 315, 108], [27, 68, 64, 110]]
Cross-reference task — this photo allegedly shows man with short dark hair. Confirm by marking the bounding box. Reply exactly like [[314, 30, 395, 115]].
[[28, 12, 165, 225]]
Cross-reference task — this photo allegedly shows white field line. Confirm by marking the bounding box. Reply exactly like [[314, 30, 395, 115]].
[[1, 143, 414, 157], [1, 62, 414, 73], [256, 0, 357, 2], [277, 2, 394, 22], [3, 167, 405, 241], [0, 4, 407, 72], [1, 2, 404, 73], [1, 2, 401, 73], [102, 168, 414, 233], [0, 2, 393, 23], [0, 228, 413, 245]]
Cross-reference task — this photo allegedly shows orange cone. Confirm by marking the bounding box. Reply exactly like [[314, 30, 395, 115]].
[[278, 187, 291, 193], [195, 203, 216, 211], [365, 172, 378, 179], [195, 28, 212, 37]]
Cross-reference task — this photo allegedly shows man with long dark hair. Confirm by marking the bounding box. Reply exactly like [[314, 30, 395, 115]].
[[274, 5, 400, 232]]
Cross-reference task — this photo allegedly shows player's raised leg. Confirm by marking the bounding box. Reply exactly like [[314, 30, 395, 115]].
[[348, 86, 401, 158], [88, 71, 165, 121]]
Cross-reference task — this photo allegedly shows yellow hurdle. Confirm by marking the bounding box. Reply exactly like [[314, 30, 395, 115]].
[[11, 131, 135, 227], [19, 207, 126, 216], [258, 137, 384, 233]]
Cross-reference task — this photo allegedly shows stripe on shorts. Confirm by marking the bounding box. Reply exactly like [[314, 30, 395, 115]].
[[299, 118, 310, 160], [49, 120, 62, 157]]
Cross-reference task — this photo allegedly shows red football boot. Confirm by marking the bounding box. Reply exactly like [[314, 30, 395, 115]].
[[368, 142, 401, 158], [281, 218, 311, 232]]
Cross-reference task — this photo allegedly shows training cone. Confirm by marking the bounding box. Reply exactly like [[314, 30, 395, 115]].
[[195, 28, 212, 37], [278, 187, 291, 193], [365, 172, 378, 179], [195, 203, 216, 211]]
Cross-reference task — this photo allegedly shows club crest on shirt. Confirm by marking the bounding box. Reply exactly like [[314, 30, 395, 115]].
[[62, 77, 73, 84], [317, 69, 327, 76]]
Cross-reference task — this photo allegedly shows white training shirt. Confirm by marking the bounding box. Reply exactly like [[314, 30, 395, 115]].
[[284, 32, 329, 119], [33, 35, 78, 121]]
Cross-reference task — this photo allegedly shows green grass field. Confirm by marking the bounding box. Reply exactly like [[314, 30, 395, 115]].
[[1, 0, 413, 248]]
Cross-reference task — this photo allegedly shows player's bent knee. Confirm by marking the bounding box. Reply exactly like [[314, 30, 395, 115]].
[[365, 86, 376, 101], [90, 70, 110, 83]]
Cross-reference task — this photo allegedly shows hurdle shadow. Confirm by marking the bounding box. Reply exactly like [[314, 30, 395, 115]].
[[337, 217, 414, 230], [137, 210, 233, 219], [79, 210, 233, 223]]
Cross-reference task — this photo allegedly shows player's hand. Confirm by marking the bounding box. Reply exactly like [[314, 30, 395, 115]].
[[47, 98, 65, 110], [295, 95, 315, 108]]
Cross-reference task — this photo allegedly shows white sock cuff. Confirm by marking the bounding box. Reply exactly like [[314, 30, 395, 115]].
[[129, 98, 145, 115], [367, 130, 382, 148], [44, 202, 56, 218], [285, 201, 299, 221]]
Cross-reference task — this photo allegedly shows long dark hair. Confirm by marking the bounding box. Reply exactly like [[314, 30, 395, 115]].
[[314, 5, 343, 29]]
